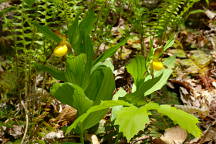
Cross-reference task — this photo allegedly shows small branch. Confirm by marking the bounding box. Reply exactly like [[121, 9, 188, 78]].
[[130, 136, 150, 144], [21, 100, 29, 144]]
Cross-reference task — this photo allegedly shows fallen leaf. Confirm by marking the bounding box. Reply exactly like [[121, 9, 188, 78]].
[[160, 126, 187, 144]]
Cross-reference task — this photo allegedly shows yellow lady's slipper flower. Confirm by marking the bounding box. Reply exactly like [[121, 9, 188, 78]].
[[152, 61, 164, 71], [52, 30, 70, 57], [53, 42, 68, 57]]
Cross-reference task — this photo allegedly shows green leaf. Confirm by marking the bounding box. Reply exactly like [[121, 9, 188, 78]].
[[79, 10, 97, 35], [23, 0, 36, 6], [68, 16, 80, 54], [68, 10, 96, 59], [112, 87, 127, 100], [188, 9, 205, 15], [81, 110, 107, 130], [143, 69, 172, 96], [146, 40, 154, 63], [51, 82, 93, 115], [124, 69, 172, 105], [111, 88, 127, 120], [122, 92, 146, 106], [114, 106, 151, 141], [140, 102, 159, 111], [163, 38, 174, 51], [93, 38, 127, 65], [126, 55, 146, 87], [66, 100, 133, 134], [91, 58, 114, 73], [80, 34, 94, 61], [205, 0, 209, 5], [65, 54, 91, 89], [35, 64, 66, 81], [33, 22, 61, 43], [79, 10, 96, 60], [85, 66, 115, 103], [157, 105, 202, 138], [163, 56, 176, 69]]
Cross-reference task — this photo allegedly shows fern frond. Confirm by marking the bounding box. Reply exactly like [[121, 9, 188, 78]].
[[148, 0, 201, 37]]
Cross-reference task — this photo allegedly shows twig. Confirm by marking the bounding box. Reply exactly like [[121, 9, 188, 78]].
[[21, 100, 29, 144], [130, 136, 150, 144]]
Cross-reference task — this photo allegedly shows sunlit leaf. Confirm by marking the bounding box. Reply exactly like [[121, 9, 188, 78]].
[[66, 100, 133, 134], [111, 88, 127, 120], [51, 82, 93, 115], [65, 54, 91, 89], [126, 55, 146, 87], [143, 69, 172, 96], [163, 38, 174, 51], [114, 106, 151, 141], [157, 105, 202, 138], [163, 56, 176, 69]]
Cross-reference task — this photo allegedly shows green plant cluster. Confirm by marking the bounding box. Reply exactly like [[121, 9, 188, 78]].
[[36, 10, 202, 143]]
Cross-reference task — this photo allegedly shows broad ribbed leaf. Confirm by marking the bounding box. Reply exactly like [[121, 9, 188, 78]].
[[35, 64, 66, 81], [33, 22, 61, 43], [66, 100, 133, 134], [163, 38, 174, 51], [85, 66, 115, 103], [79, 10, 96, 35], [126, 55, 146, 87], [80, 35, 94, 61], [65, 54, 91, 89], [51, 82, 93, 115], [68, 16, 80, 54], [114, 106, 151, 141], [157, 105, 202, 138], [93, 38, 127, 65], [79, 10, 96, 60], [143, 69, 172, 96]]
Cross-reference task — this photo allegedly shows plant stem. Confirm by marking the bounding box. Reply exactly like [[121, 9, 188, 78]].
[[80, 126, 85, 144], [21, 100, 29, 144]]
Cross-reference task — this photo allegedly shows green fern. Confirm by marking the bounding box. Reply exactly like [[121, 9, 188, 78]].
[[149, 0, 201, 37], [118, 0, 201, 37]]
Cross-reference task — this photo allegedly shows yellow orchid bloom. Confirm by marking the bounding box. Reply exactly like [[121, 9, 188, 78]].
[[53, 41, 68, 57], [152, 61, 164, 71]]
